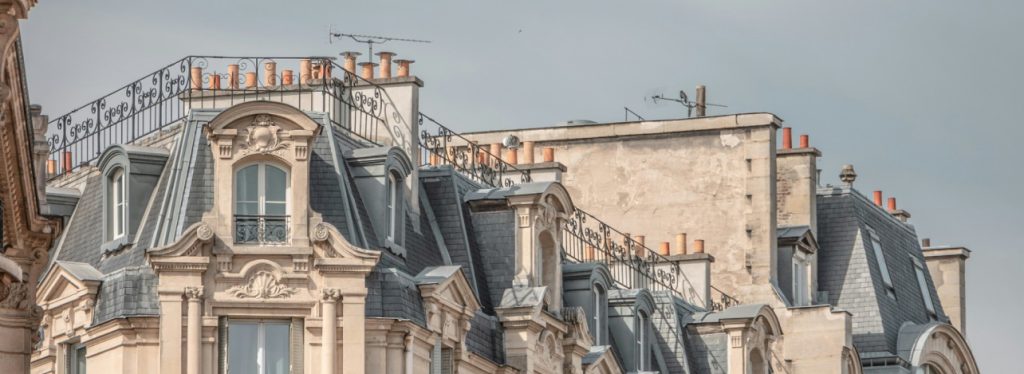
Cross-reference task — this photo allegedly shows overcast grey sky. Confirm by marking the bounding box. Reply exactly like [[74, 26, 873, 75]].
[[21, 0, 1022, 370]]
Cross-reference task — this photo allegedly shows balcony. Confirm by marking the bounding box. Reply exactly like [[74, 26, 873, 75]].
[[234, 215, 289, 245]]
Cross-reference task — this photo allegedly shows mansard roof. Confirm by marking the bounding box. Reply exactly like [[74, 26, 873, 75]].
[[817, 186, 948, 357]]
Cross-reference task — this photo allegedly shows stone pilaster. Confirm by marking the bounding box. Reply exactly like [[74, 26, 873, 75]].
[[184, 286, 204, 374], [321, 288, 341, 374]]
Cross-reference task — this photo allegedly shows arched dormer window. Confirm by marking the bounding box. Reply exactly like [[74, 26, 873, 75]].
[[593, 283, 607, 345], [636, 309, 651, 371], [386, 170, 402, 244], [109, 167, 127, 239], [234, 162, 289, 244]]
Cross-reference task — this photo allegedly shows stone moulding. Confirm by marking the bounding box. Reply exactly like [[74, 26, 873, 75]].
[[225, 270, 297, 299]]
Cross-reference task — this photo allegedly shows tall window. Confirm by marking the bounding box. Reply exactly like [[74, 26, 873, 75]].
[[792, 253, 809, 306], [868, 228, 896, 299], [593, 284, 606, 345], [913, 258, 938, 318], [235, 163, 289, 244], [227, 320, 290, 374], [110, 168, 126, 239], [386, 171, 401, 242], [67, 343, 86, 374], [636, 310, 649, 371]]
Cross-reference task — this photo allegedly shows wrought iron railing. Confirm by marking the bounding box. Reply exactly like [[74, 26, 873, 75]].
[[45, 55, 404, 179], [710, 285, 741, 312], [417, 113, 739, 311], [419, 113, 532, 187], [234, 215, 290, 244]]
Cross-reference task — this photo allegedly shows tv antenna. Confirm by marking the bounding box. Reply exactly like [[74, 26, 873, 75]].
[[648, 86, 727, 118], [328, 30, 431, 62]]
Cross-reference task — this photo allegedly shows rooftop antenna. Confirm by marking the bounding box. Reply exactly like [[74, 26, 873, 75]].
[[328, 29, 431, 63], [648, 85, 727, 118], [624, 107, 646, 121]]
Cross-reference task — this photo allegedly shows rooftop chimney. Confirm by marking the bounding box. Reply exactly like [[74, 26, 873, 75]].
[[341, 52, 361, 74], [921, 238, 931, 247], [228, 64, 240, 89], [300, 59, 311, 84], [376, 51, 396, 78], [359, 62, 377, 80], [887, 197, 897, 211], [782, 127, 793, 149], [395, 59, 414, 77], [873, 190, 883, 206], [922, 244, 971, 334], [695, 85, 707, 117], [799, 134, 809, 148]]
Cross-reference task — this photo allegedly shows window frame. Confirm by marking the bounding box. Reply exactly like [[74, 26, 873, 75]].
[[912, 257, 938, 319], [867, 228, 897, 299], [593, 283, 607, 345], [233, 162, 291, 244], [109, 167, 127, 240], [636, 309, 650, 371], [386, 171, 401, 243], [225, 319, 291, 374], [67, 342, 87, 374]]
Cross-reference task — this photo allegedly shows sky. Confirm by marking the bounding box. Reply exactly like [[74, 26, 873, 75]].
[[21, 0, 1022, 370]]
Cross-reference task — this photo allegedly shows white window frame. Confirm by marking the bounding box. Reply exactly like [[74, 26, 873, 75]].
[[868, 228, 896, 299], [792, 252, 809, 306], [110, 168, 126, 239], [593, 284, 606, 345], [386, 171, 401, 242], [913, 257, 938, 318], [637, 310, 649, 371], [234, 163, 290, 217]]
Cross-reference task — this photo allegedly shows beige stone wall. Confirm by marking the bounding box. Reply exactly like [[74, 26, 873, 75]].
[[776, 149, 819, 235], [923, 247, 969, 335], [462, 114, 782, 304], [778, 306, 854, 374]]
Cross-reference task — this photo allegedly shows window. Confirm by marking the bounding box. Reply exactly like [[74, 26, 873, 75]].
[[386, 171, 401, 243], [913, 258, 937, 318], [67, 343, 86, 374], [109, 168, 126, 239], [636, 310, 649, 371], [593, 284, 607, 345], [226, 320, 290, 374], [234, 163, 289, 244], [791, 252, 810, 306], [868, 228, 896, 298]]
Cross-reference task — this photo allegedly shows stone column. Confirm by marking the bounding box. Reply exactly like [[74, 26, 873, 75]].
[[341, 293, 367, 373], [185, 287, 204, 374], [321, 288, 341, 374], [158, 288, 184, 374]]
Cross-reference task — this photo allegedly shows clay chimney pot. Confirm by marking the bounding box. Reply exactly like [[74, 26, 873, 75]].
[[299, 59, 311, 84], [376, 51, 396, 78], [799, 134, 809, 148], [394, 59, 414, 77], [505, 148, 518, 165], [282, 69, 294, 86], [782, 127, 793, 149], [264, 62, 277, 87], [888, 197, 897, 211], [522, 141, 535, 164], [227, 64, 239, 89], [873, 191, 883, 206], [675, 233, 687, 255], [359, 62, 377, 80], [341, 52, 361, 74], [542, 147, 555, 163], [245, 72, 257, 89], [190, 67, 202, 90], [693, 239, 705, 254], [659, 242, 671, 256]]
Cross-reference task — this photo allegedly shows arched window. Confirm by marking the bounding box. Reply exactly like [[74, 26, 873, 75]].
[[593, 283, 607, 345], [386, 171, 401, 243], [109, 167, 127, 239], [235, 163, 289, 244], [636, 309, 650, 371]]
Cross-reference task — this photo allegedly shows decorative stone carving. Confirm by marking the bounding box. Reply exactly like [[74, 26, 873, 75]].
[[241, 114, 289, 155], [0, 281, 28, 309], [184, 286, 205, 300], [312, 222, 330, 242], [226, 270, 297, 299], [321, 288, 342, 302]]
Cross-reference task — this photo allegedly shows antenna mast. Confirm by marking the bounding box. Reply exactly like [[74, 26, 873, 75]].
[[328, 31, 431, 62]]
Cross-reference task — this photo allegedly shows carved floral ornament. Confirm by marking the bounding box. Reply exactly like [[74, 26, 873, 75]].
[[226, 270, 297, 299]]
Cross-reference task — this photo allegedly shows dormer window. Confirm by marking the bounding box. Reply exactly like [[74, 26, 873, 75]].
[[636, 309, 650, 371], [109, 168, 126, 239], [386, 171, 401, 243], [593, 283, 607, 345], [235, 163, 289, 244]]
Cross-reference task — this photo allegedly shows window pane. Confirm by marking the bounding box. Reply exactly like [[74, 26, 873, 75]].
[[228, 322, 259, 374], [264, 323, 290, 374], [915, 267, 936, 314], [265, 166, 287, 203], [75, 346, 86, 374], [265, 202, 287, 216], [236, 165, 259, 204], [871, 237, 893, 287]]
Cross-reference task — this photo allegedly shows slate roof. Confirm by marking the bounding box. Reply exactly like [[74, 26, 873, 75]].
[[817, 187, 948, 356]]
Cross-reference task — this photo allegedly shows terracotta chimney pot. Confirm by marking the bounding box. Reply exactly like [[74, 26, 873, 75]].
[[799, 134, 809, 148], [585, 245, 595, 261], [227, 64, 239, 89], [299, 59, 311, 84], [659, 242, 671, 256], [873, 191, 883, 206], [489, 143, 502, 165], [264, 62, 277, 87], [322, 63, 332, 79], [341, 52, 361, 74], [376, 51, 396, 78], [921, 238, 931, 247], [394, 59, 414, 77], [359, 62, 377, 80], [693, 239, 705, 254], [522, 141, 535, 163], [542, 147, 555, 162], [190, 67, 202, 90], [63, 151, 72, 174], [782, 127, 793, 149], [888, 197, 897, 211], [634, 235, 645, 257], [46, 159, 55, 175], [429, 153, 439, 166], [208, 74, 221, 90], [282, 69, 294, 85], [506, 148, 518, 165], [675, 233, 687, 255], [245, 72, 257, 89]]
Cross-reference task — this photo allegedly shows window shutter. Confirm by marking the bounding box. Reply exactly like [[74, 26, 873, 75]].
[[290, 318, 304, 374], [218, 316, 228, 374]]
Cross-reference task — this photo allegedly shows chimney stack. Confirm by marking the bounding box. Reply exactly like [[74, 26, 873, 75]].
[[675, 233, 687, 255], [359, 62, 377, 80], [341, 52, 361, 74], [873, 190, 883, 206], [542, 147, 555, 162], [299, 59, 311, 84], [695, 85, 707, 117], [799, 134, 809, 148], [208, 74, 221, 90], [659, 242, 670, 256], [282, 70, 294, 85], [63, 151, 72, 174], [264, 62, 277, 87], [522, 141, 535, 164], [887, 197, 897, 211], [245, 72, 257, 89], [693, 239, 705, 254], [782, 127, 793, 149], [190, 67, 202, 90], [228, 64, 240, 89]]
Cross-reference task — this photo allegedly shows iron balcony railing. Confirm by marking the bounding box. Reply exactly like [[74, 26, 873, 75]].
[[418, 113, 740, 311], [45, 55, 404, 179], [234, 215, 290, 245]]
